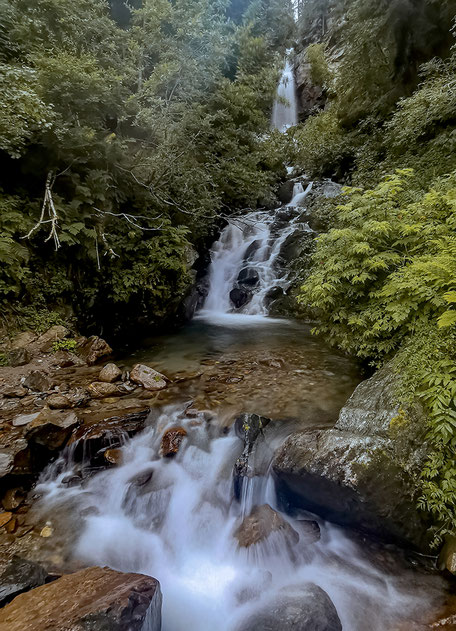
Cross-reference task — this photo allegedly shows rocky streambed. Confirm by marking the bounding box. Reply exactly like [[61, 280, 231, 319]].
[[0, 319, 455, 630]]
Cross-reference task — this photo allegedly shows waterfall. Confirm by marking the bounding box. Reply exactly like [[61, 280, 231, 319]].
[[271, 56, 298, 131], [35, 404, 444, 631]]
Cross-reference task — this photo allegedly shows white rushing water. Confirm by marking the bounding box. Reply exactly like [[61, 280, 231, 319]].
[[271, 56, 298, 131], [201, 183, 313, 319], [36, 405, 443, 631]]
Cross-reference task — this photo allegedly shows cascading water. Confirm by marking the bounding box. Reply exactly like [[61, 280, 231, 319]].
[[36, 404, 445, 631], [201, 55, 307, 320], [271, 55, 298, 131]]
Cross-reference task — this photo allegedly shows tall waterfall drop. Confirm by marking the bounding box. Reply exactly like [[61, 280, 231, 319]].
[[201, 54, 305, 321]]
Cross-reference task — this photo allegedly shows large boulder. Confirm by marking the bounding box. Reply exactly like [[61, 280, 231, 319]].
[[273, 364, 432, 551], [230, 287, 252, 309], [160, 427, 187, 458], [0, 566, 162, 631], [233, 413, 271, 498], [0, 557, 48, 608], [237, 267, 260, 287], [98, 363, 122, 383], [235, 583, 341, 631], [77, 336, 112, 366]]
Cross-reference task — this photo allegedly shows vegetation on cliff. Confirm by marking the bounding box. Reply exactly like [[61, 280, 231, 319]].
[[0, 0, 293, 337], [294, 0, 456, 544]]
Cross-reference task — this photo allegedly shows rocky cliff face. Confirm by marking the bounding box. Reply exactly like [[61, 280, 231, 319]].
[[273, 363, 432, 551]]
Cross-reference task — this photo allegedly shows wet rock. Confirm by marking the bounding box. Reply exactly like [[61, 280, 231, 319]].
[[99, 363, 122, 383], [46, 394, 72, 409], [273, 364, 432, 551], [230, 287, 252, 309], [0, 566, 162, 631], [244, 239, 261, 261], [234, 504, 299, 548], [25, 411, 80, 451], [0, 440, 28, 478], [104, 448, 123, 465], [234, 414, 271, 497], [77, 335, 112, 365], [7, 348, 31, 367], [87, 381, 122, 399], [0, 512, 13, 528], [235, 583, 341, 631], [277, 181, 295, 204], [299, 519, 321, 543], [23, 371, 52, 393], [0, 556, 48, 608], [35, 325, 69, 353], [12, 412, 41, 427], [160, 427, 187, 457], [264, 286, 284, 306], [51, 350, 85, 368], [237, 267, 260, 287], [2, 487, 25, 511], [438, 536, 456, 574], [130, 364, 167, 391]]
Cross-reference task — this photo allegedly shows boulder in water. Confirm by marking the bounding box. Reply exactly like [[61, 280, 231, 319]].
[[237, 267, 260, 287], [0, 557, 48, 608], [230, 287, 252, 309], [23, 371, 53, 393], [235, 583, 342, 631], [234, 504, 299, 548], [130, 364, 168, 391], [160, 427, 187, 457], [243, 239, 262, 261], [234, 414, 271, 498], [77, 335, 112, 365], [277, 181, 295, 204], [87, 381, 122, 399], [0, 566, 162, 631], [264, 286, 284, 307], [99, 362, 122, 383], [273, 364, 432, 551]]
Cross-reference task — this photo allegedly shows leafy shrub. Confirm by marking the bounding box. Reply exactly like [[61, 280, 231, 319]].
[[52, 338, 77, 352]]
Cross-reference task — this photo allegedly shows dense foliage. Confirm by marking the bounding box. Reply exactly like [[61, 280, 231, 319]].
[[295, 0, 456, 543], [0, 0, 293, 336]]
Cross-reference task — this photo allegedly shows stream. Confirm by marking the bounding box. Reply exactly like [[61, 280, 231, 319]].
[[33, 56, 449, 630]]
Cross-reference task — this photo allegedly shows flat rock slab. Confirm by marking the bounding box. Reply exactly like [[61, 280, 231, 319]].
[[0, 566, 162, 631]]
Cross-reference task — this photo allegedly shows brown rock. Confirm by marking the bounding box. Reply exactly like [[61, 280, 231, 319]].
[[0, 566, 162, 631], [2, 488, 25, 511], [0, 385, 27, 398], [7, 349, 31, 367], [4, 516, 17, 534], [104, 448, 123, 465], [9, 331, 37, 351], [35, 325, 69, 353], [51, 350, 85, 368], [0, 512, 13, 528], [78, 335, 112, 365], [99, 363, 122, 383], [25, 411, 80, 451], [87, 382, 122, 399], [130, 364, 168, 391], [438, 536, 456, 575], [160, 427, 187, 457], [23, 371, 52, 393], [234, 504, 299, 548], [12, 412, 41, 427], [47, 394, 72, 410]]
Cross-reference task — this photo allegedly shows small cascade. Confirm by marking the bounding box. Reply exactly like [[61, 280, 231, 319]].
[[271, 55, 298, 131], [201, 186, 313, 318], [35, 404, 445, 631]]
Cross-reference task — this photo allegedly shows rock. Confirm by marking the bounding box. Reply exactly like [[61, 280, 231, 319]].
[[273, 363, 432, 551], [160, 427, 187, 457], [299, 519, 321, 543], [235, 583, 342, 631], [104, 448, 123, 465], [277, 180, 295, 204], [230, 287, 252, 309], [25, 411, 80, 452], [2, 488, 25, 511], [7, 349, 31, 367], [35, 325, 69, 353], [51, 350, 85, 368], [0, 557, 48, 608], [244, 239, 261, 261], [40, 525, 53, 537], [99, 363, 122, 383], [0, 384, 27, 398], [23, 371, 52, 393], [47, 394, 72, 409], [438, 536, 456, 574], [9, 331, 37, 351], [130, 364, 168, 391], [0, 440, 28, 478], [264, 286, 284, 307], [0, 512, 13, 528], [87, 381, 122, 399], [77, 335, 112, 365], [237, 267, 260, 286], [12, 412, 41, 427], [234, 504, 299, 548], [234, 414, 271, 498], [0, 566, 162, 631]]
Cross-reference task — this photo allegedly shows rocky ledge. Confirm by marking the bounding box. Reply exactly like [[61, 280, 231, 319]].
[[272, 363, 432, 551], [0, 565, 162, 631]]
